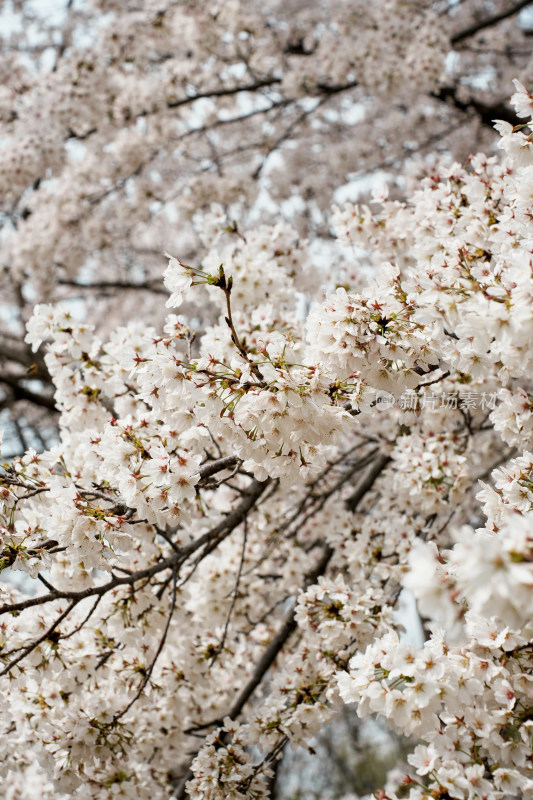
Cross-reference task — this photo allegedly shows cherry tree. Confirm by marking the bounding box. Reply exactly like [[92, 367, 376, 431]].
[[1, 1, 533, 798], [0, 65, 532, 797], [2, 0, 533, 451]]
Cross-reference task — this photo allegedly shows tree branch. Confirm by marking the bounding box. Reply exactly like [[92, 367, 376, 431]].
[[451, 0, 533, 45], [175, 453, 391, 798], [0, 479, 269, 617], [0, 377, 57, 412], [198, 455, 241, 480], [432, 85, 518, 128], [345, 453, 391, 512], [57, 279, 169, 295]]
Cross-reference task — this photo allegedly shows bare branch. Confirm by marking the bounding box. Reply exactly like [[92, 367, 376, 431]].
[[0, 377, 57, 412], [431, 85, 518, 128], [0, 479, 269, 617], [209, 516, 248, 666], [345, 453, 391, 513], [175, 454, 392, 798], [111, 569, 179, 724], [451, 0, 533, 45], [57, 279, 169, 295], [0, 600, 77, 677], [198, 455, 241, 480]]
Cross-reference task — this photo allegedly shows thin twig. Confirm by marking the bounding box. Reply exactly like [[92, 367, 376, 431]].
[[0, 480, 269, 617], [0, 600, 77, 675], [112, 569, 179, 724], [209, 517, 248, 666]]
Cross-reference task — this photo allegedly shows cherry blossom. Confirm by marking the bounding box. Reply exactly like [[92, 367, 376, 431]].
[[0, 6, 533, 800]]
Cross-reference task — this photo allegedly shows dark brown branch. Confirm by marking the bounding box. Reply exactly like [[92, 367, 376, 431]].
[[59, 595, 102, 641], [0, 479, 269, 617], [198, 455, 240, 480], [57, 279, 169, 295], [112, 569, 179, 723], [431, 85, 518, 128], [162, 78, 282, 112], [229, 544, 333, 722], [0, 600, 77, 676], [209, 517, 248, 666], [174, 99, 289, 142], [0, 377, 57, 412], [345, 452, 391, 513], [176, 454, 391, 798], [222, 278, 266, 386], [252, 96, 328, 180], [241, 446, 381, 578], [175, 546, 333, 798], [0, 341, 48, 377], [416, 370, 450, 391], [285, 447, 380, 537], [451, 0, 533, 45]]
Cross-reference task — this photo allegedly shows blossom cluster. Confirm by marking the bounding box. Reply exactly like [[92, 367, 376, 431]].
[[0, 83, 533, 800]]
